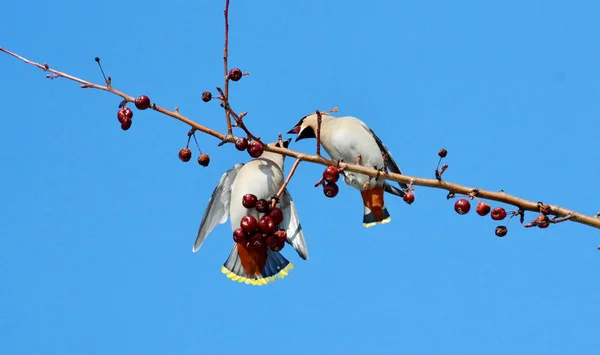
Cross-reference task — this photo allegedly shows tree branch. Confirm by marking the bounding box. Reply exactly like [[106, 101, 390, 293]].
[[2, 46, 599, 231]]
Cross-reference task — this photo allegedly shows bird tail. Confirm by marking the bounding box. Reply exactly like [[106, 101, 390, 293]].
[[221, 243, 294, 286], [361, 186, 392, 228]]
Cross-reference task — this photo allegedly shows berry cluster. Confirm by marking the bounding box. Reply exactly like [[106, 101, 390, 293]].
[[320, 166, 340, 198], [453, 198, 511, 237], [233, 194, 287, 252], [116, 95, 151, 131], [234, 137, 264, 158]]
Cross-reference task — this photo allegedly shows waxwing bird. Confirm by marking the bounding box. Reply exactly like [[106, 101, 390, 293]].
[[288, 113, 408, 227], [193, 139, 308, 285]]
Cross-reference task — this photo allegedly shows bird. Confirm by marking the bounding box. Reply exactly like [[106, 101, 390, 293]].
[[192, 139, 308, 285], [288, 113, 408, 227]]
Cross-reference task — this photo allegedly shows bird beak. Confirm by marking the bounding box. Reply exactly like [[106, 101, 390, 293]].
[[287, 126, 301, 134]]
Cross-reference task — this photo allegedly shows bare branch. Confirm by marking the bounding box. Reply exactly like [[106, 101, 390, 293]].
[[2, 46, 600, 230]]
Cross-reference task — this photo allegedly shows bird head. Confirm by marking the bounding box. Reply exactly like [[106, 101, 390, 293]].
[[287, 113, 322, 141]]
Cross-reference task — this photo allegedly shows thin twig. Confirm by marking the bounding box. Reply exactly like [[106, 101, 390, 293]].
[[2, 47, 600, 230], [223, 0, 232, 136], [272, 157, 302, 208]]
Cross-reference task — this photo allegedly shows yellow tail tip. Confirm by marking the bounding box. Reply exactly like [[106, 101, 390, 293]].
[[363, 216, 391, 228], [221, 263, 294, 286]]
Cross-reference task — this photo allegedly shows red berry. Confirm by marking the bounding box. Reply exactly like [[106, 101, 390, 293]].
[[265, 235, 279, 249], [120, 117, 132, 131], [255, 199, 270, 213], [274, 229, 287, 241], [134, 95, 151, 110], [268, 208, 284, 225], [403, 193, 415, 205], [242, 194, 258, 209], [270, 239, 285, 252], [201, 91, 212, 102], [536, 214, 550, 228], [247, 141, 264, 158], [454, 199, 471, 215], [229, 68, 243, 81], [258, 216, 276, 234], [178, 148, 192, 162], [233, 228, 247, 243], [491, 207, 507, 221], [235, 137, 248, 151], [117, 107, 133, 123], [476, 202, 491, 216], [197, 154, 210, 167], [323, 182, 339, 198], [495, 226, 507, 237], [248, 232, 266, 249], [438, 148, 448, 158], [323, 166, 340, 183], [240, 215, 258, 233]]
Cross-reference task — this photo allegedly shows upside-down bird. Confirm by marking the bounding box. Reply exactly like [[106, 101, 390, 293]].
[[193, 139, 308, 285]]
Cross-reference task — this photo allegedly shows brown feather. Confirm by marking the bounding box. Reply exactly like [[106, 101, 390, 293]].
[[361, 187, 386, 222], [235, 242, 268, 277]]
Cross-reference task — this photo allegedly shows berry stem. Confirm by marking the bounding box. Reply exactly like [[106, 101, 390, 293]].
[[223, 0, 233, 137], [271, 157, 302, 208]]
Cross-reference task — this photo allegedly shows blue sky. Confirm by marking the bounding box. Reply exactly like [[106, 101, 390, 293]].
[[1, 0, 600, 354]]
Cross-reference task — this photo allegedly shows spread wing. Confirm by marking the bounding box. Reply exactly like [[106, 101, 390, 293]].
[[362, 123, 409, 195], [280, 189, 308, 260], [193, 163, 244, 252]]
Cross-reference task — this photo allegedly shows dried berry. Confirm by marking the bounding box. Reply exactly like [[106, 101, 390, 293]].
[[274, 229, 287, 241], [201, 91, 212, 102], [120, 117, 132, 131], [438, 148, 448, 158], [229, 68, 243, 81], [536, 214, 550, 229], [476, 202, 491, 216], [495, 226, 507, 237], [134, 95, 151, 110], [197, 154, 210, 167], [117, 107, 133, 123], [491, 207, 507, 221], [178, 148, 192, 162]]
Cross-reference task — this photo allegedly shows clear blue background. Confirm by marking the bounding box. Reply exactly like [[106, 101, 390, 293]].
[[1, 1, 599, 354]]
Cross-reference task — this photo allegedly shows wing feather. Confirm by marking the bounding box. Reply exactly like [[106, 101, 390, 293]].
[[192, 163, 244, 252], [360, 122, 409, 192], [280, 189, 308, 260]]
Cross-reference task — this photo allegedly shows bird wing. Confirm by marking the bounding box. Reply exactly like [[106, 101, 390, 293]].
[[280, 189, 309, 260], [359, 121, 409, 192], [193, 163, 244, 252]]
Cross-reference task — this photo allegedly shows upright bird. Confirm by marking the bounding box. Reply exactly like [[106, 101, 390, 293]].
[[288, 113, 408, 227], [193, 139, 308, 285]]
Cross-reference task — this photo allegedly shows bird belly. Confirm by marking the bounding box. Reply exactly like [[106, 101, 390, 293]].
[[325, 131, 386, 191]]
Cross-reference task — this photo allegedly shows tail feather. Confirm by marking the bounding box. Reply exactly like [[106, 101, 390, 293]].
[[361, 187, 392, 228], [222, 243, 293, 286]]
